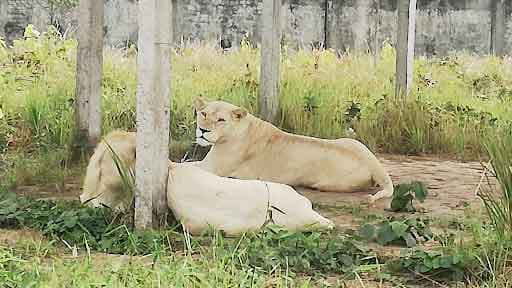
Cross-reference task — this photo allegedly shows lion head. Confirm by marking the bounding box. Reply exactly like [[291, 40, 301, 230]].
[[193, 97, 249, 147]]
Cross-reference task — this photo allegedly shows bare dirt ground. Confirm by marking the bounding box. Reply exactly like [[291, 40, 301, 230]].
[[14, 154, 496, 229], [15, 178, 81, 202], [301, 154, 495, 229]]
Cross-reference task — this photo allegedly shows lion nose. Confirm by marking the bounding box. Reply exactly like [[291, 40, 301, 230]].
[[199, 127, 211, 134]]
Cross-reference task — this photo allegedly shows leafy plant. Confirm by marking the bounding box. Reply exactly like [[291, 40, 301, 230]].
[[390, 248, 470, 282], [302, 92, 320, 113], [0, 190, 183, 255], [0, 188, 389, 279], [389, 181, 428, 212], [344, 100, 361, 123], [358, 217, 433, 247], [239, 225, 378, 277]]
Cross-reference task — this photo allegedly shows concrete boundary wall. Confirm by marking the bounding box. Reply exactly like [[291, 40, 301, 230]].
[[0, 0, 511, 55]]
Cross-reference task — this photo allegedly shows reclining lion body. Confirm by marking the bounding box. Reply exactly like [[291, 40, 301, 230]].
[[168, 162, 334, 236], [194, 98, 394, 203], [80, 130, 136, 211], [80, 130, 333, 235]]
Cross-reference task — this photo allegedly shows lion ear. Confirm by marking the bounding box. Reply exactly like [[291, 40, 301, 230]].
[[232, 108, 247, 120], [194, 96, 206, 110]]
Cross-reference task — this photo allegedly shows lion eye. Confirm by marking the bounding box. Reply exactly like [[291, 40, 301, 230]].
[[217, 118, 226, 122], [201, 112, 207, 118]]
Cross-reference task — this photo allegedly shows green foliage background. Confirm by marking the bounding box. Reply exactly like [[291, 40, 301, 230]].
[[1, 26, 512, 161]]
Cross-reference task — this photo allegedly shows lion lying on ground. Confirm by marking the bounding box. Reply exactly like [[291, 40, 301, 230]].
[[81, 130, 136, 211], [168, 161, 334, 235], [80, 130, 333, 235], [193, 97, 394, 203]]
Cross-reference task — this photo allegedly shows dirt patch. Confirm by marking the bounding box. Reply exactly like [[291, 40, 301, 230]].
[[301, 154, 496, 227], [0, 228, 46, 246], [15, 176, 81, 201]]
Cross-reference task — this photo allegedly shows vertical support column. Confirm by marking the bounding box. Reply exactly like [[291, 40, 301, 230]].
[[171, 0, 179, 45], [75, 0, 104, 147], [135, 0, 172, 230], [259, 0, 282, 124], [324, 0, 336, 49], [371, 0, 382, 64], [353, 0, 370, 53], [490, 0, 505, 57], [395, 0, 417, 98]]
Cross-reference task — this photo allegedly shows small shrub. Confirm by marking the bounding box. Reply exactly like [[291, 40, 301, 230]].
[[238, 225, 378, 277], [389, 181, 428, 212], [0, 190, 183, 255], [358, 217, 433, 247], [390, 248, 470, 282]]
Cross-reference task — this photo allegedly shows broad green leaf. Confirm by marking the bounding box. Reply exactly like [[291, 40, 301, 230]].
[[432, 257, 441, 269], [439, 255, 453, 269], [376, 223, 396, 245], [390, 182, 428, 212], [423, 256, 433, 268], [390, 221, 408, 237], [418, 264, 431, 273], [358, 224, 375, 240], [452, 254, 463, 264], [390, 196, 411, 212], [64, 216, 77, 228], [412, 182, 428, 202]]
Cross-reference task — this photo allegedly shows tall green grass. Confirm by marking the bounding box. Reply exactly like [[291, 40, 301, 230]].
[[1, 25, 512, 189], [0, 239, 334, 287], [470, 132, 512, 286], [480, 133, 512, 238], [2, 26, 512, 152]]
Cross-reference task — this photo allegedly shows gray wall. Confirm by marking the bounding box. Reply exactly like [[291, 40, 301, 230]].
[[1, 0, 511, 55]]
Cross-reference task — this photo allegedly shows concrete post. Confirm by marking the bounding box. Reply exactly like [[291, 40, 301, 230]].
[[395, 0, 417, 98], [259, 0, 282, 123], [75, 0, 103, 147], [135, 0, 172, 230], [490, 0, 505, 56]]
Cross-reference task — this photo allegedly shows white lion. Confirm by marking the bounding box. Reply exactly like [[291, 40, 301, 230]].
[[80, 130, 136, 211], [80, 130, 334, 235], [168, 162, 334, 236], [193, 97, 394, 203]]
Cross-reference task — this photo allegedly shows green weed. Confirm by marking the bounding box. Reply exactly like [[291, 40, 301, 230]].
[[480, 133, 512, 238], [237, 225, 377, 278], [390, 247, 470, 282], [0, 190, 379, 278], [358, 217, 433, 248], [0, 190, 182, 255], [0, 247, 38, 287], [389, 181, 428, 213]]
